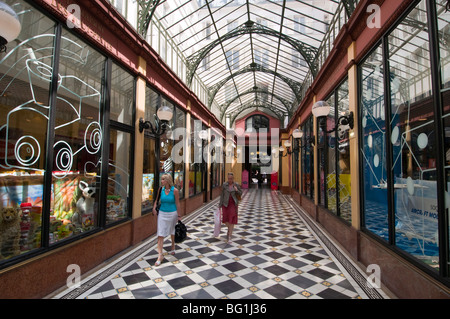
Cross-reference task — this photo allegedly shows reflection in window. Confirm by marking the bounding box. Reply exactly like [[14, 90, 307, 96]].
[[110, 63, 134, 125], [50, 28, 106, 242], [337, 80, 351, 223], [437, 0, 450, 274], [142, 138, 156, 214], [360, 45, 389, 241], [301, 116, 314, 199], [388, 1, 439, 269], [326, 93, 337, 214], [107, 130, 131, 224], [0, 1, 56, 259]]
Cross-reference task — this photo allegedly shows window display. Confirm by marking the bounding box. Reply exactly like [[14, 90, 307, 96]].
[[359, 0, 445, 272], [107, 129, 131, 224], [142, 138, 156, 214], [0, 1, 56, 259], [49, 28, 106, 242], [360, 45, 389, 241], [388, 1, 438, 268]]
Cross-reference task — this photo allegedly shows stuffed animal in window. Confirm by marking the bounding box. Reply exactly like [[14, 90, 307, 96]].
[[75, 181, 96, 229], [0, 207, 21, 259]]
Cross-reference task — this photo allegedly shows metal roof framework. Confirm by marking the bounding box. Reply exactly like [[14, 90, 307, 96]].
[[136, 0, 359, 126]]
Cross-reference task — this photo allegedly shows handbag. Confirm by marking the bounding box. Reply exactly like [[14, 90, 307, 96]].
[[175, 220, 187, 243], [214, 208, 221, 237], [234, 183, 242, 201]]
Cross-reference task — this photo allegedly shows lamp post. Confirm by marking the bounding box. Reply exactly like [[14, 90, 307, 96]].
[[139, 104, 173, 136], [0, 2, 22, 53], [312, 100, 354, 134]]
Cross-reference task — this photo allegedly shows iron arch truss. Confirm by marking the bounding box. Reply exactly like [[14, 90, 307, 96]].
[[208, 62, 303, 109], [187, 21, 319, 87], [220, 87, 292, 122]]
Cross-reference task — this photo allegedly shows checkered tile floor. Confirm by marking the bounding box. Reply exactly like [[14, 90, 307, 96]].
[[53, 188, 388, 299]]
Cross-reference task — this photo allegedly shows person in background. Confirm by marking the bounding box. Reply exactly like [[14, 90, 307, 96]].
[[153, 174, 181, 266], [219, 172, 242, 244]]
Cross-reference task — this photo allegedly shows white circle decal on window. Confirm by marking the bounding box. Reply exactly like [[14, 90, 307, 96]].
[[391, 126, 399, 145], [417, 133, 428, 150], [406, 177, 415, 196], [368, 134, 373, 149], [374, 154, 380, 167]]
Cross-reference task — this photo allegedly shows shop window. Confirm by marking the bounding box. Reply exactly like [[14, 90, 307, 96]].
[[319, 79, 350, 223], [142, 138, 156, 214], [50, 28, 107, 242], [337, 80, 351, 222], [437, 0, 450, 275], [360, 45, 389, 241], [0, 1, 56, 259], [159, 99, 174, 182], [388, 2, 438, 269], [173, 106, 185, 198], [189, 117, 204, 196], [301, 116, 314, 199], [360, 0, 445, 273], [107, 129, 131, 224], [325, 94, 337, 214], [110, 63, 134, 125], [292, 136, 299, 191]]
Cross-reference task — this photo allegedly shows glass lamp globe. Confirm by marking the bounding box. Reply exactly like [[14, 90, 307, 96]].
[[156, 104, 173, 122], [0, 2, 21, 50], [312, 101, 331, 118], [292, 129, 303, 139]]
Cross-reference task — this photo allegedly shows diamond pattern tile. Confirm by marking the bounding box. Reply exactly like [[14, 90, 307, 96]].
[[54, 188, 389, 299]]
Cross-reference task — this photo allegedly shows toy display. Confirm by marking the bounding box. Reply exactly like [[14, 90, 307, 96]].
[[0, 207, 21, 259]]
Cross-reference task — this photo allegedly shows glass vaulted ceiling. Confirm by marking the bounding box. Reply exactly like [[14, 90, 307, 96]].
[[143, 0, 345, 127]]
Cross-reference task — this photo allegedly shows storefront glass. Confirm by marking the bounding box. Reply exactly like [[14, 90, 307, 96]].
[[360, 0, 444, 272], [189, 117, 203, 196], [388, 1, 438, 269], [107, 62, 134, 224], [107, 129, 131, 224], [301, 116, 314, 199], [326, 93, 337, 214], [173, 106, 185, 197], [110, 63, 134, 125], [159, 98, 174, 182], [337, 80, 351, 223], [142, 137, 156, 214], [360, 45, 389, 241], [0, 1, 56, 259], [49, 28, 106, 242], [436, 0, 450, 275]]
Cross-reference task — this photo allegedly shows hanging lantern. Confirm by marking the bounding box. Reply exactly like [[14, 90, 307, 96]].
[[0, 2, 22, 53]]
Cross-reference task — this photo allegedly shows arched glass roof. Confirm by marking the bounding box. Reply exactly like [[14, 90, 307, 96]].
[[136, 0, 356, 126]]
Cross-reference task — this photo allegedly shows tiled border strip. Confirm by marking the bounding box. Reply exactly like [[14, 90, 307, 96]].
[[54, 197, 221, 299], [280, 193, 389, 299]]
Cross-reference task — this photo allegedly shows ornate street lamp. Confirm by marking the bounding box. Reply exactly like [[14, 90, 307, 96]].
[[139, 104, 173, 136]]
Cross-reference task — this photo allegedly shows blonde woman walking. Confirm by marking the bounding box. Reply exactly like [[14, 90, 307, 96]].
[[152, 174, 181, 266], [219, 172, 242, 244]]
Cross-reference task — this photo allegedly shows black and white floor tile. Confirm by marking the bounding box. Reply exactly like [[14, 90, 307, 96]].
[[53, 188, 389, 299]]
